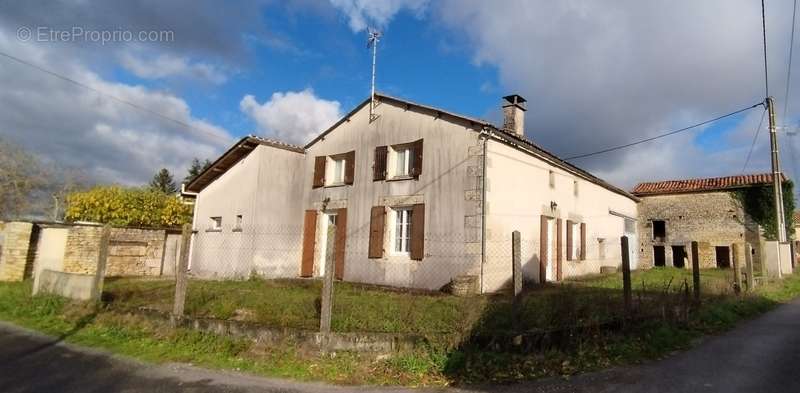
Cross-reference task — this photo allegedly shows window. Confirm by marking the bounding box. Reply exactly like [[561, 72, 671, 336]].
[[393, 207, 413, 254], [328, 156, 346, 185], [394, 146, 414, 178], [573, 180, 579, 196], [210, 216, 222, 231], [572, 223, 581, 260], [549, 170, 555, 188], [233, 214, 243, 231], [652, 220, 666, 241]]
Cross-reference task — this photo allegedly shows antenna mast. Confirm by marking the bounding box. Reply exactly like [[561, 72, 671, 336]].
[[368, 28, 381, 121]]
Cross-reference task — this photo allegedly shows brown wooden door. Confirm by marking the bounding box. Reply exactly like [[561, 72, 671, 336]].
[[300, 210, 317, 277], [334, 208, 347, 280]]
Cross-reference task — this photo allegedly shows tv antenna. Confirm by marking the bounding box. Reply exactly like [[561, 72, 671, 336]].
[[367, 28, 381, 121]]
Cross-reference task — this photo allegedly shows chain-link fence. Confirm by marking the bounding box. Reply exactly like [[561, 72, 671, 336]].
[[95, 225, 750, 349]]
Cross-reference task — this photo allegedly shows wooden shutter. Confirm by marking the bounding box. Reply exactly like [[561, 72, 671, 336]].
[[368, 206, 385, 258], [312, 156, 326, 188], [410, 203, 425, 260], [334, 208, 347, 280], [539, 215, 548, 284], [580, 222, 587, 260], [374, 146, 388, 181], [343, 151, 355, 185], [566, 220, 574, 261], [300, 210, 317, 277], [556, 218, 563, 281], [410, 139, 424, 178]]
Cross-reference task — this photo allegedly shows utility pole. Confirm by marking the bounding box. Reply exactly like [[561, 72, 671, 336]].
[[767, 96, 787, 277]]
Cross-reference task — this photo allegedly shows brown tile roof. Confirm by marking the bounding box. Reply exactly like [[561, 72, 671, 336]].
[[632, 173, 785, 196]]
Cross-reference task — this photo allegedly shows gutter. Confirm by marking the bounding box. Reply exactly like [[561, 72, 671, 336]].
[[479, 127, 492, 294]]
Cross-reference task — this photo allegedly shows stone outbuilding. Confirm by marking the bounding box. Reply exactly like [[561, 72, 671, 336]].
[[632, 173, 783, 269]]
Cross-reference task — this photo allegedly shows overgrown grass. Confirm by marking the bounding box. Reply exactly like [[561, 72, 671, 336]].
[[2, 269, 799, 386]]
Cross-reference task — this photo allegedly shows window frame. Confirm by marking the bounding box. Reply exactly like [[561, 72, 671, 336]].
[[209, 216, 222, 232], [391, 206, 413, 255], [326, 156, 346, 186], [390, 144, 414, 179], [571, 222, 581, 260]]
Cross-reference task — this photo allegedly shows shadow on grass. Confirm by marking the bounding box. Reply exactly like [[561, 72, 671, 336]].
[[437, 268, 783, 386]]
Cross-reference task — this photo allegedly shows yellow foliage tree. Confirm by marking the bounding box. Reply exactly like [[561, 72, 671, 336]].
[[65, 186, 192, 227]]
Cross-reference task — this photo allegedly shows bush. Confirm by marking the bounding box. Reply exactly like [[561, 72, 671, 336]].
[[65, 185, 191, 227]]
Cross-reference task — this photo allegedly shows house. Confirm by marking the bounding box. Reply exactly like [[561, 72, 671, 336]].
[[184, 94, 639, 293], [632, 173, 785, 269]]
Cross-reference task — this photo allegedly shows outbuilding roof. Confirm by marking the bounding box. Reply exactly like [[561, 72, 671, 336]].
[[183, 136, 303, 193], [632, 173, 785, 196]]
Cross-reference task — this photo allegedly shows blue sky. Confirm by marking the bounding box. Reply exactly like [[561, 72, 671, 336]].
[[0, 0, 798, 190]]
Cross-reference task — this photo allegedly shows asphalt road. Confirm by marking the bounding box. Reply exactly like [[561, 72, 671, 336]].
[[1, 297, 800, 393]]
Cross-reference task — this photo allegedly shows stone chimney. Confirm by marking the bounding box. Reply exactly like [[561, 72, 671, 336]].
[[502, 94, 527, 137]]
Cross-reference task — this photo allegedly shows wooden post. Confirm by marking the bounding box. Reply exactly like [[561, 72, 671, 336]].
[[511, 231, 523, 332], [732, 243, 742, 294], [621, 236, 632, 313], [512, 231, 522, 297], [746, 244, 755, 291], [92, 225, 111, 301], [172, 223, 192, 318], [320, 224, 336, 333], [691, 241, 700, 303]]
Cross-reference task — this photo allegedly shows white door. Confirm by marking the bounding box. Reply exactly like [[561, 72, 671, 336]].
[[318, 213, 337, 277], [624, 218, 638, 270], [545, 218, 555, 281]]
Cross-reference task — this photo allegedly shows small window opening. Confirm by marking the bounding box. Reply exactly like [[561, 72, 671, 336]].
[[652, 220, 666, 241], [549, 170, 555, 188], [210, 216, 222, 230]]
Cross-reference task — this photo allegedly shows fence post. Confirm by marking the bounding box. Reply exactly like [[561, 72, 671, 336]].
[[172, 223, 192, 318], [691, 241, 700, 303], [732, 243, 742, 294], [746, 243, 755, 291], [621, 236, 631, 314], [91, 225, 111, 301], [511, 231, 522, 333], [512, 231, 522, 297], [320, 225, 336, 334]]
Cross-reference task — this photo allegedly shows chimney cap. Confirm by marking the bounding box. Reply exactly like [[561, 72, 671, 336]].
[[502, 94, 527, 109]]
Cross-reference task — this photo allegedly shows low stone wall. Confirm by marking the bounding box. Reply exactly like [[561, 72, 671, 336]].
[[134, 308, 434, 354], [33, 269, 98, 301], [0, 222, 35, 282]]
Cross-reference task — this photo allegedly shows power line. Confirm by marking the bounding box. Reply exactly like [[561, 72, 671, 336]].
[[782, 0, 799, 182], [741, 107, 768, 173], [564, 103, 764, 161], [0, 50, 231, 146], [762, 0, 771, 98]]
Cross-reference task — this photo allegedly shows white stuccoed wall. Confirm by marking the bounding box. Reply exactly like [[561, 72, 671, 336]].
[[483, 140, 638, 291]]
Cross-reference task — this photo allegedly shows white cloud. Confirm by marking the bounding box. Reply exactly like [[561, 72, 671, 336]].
[[0, 30, 233, 185], [240, 89, 342, 145], [434, 0, 800, 187], [119, 51, 227, 84], [329, 0, 429, 32]]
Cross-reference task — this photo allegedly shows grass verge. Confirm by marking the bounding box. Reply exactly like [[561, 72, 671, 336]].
[[0, 269, 798, 386]]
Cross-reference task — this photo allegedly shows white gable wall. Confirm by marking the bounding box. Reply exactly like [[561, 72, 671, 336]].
[[303, 98, 482, 290]]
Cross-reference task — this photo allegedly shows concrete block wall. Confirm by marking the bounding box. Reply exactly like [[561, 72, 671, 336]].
[[0, 222, 35, 281]]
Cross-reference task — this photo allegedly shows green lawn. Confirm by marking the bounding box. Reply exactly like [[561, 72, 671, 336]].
[[100, 268, 741, 335], [1, 268, 798, 386]]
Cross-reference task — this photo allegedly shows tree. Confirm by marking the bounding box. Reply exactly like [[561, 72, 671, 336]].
[[184, 158, 212, 185], [150, 168, 178, 194], [0, 138, 44, 219], [65, 186, 192, 227]]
